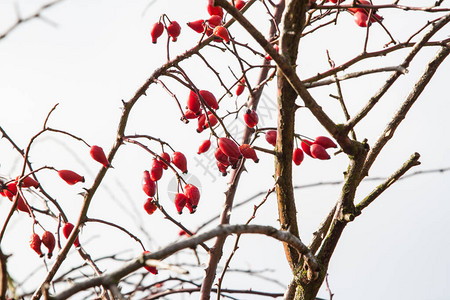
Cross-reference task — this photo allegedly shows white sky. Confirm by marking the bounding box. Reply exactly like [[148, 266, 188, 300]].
[[0, 0, 449, 299]]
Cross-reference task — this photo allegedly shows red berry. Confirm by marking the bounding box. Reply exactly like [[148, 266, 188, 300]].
[[187, 90, 201, 113], [142, 171, 156, 197], [213, 25, 230, 43], [184, 109, 199, 119], [172, 152, 188, 173], [208, 15, 223, 28], [218, 137, 242, 159], [151, 21, 164, 43], [90, 145, 110, 168], [198, 140, 212, 154], [207, 2, 224, 17], [174, 193, 188, 214], [187, 19, 205, 33], [217, 161, 229, 176], [293, 148, 304, 166], [144, 198, 157, 215], [150, 159, 163, 181], [236, 78, 245, 96], [301, 140, 313, 157], [239, 144, 259, 163], [16, 175, 39, 188], [143, 251, 158, 274], [314, 136, 337, 149], [159, 152, 171, 170], [197, 113, 207, 133], [62, 223, 80, 247], [30, 233, 44, 257], [16, 195, 31, 214], [265, 130, 277, 147], [167, 21, 181, 41], [58, 170, 85, 185], [184, 184, 200, 213], [3, 182, 18, 199], [42, 231, 56, 258], [310, 144, 330, 160], [234, 0, 247, 10], [199, 90, 219, 110], [244, 109, 259, 128], [215, 147, 230, 166], [204, 112, 218, 129], [354, 11, 369, 27]]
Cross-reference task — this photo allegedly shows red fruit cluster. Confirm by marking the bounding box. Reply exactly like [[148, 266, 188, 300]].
[[150, 18, 181, 44], [298, 136, 337, 162], [30, 231, 56, 259], [0, 178, 34, 214], [174, 184, 201, 214]]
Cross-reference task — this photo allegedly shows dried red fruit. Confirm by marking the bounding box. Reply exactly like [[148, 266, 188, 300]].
[[199, 90, 219, 110], [198, 140, 212, 154], [228, 156, 240, 169], [30, 233, 44, 257], [314, 136, 337, 149], [143, 251, 158, 274], [184, 184, 200, 213], [58, 170, 85, 185], [265, 44, 279, 61], [142, 171, 156, 197], [150, 159, 163, 181], [208, 15, 223, 28], [197, 113, 207, 133], [178, 230, 188, 236], [174, 193, 188, 214], [215, 147, 230, 166], [301, 140, 313, 157], [218, 137, 242, 159], [42, 231, 55, 258], [159, 152, 171, 170], [187, 19, 205, 33], [265, 130, 277, 147], [144, 198, 157, 215], [293, 148, 304, 166], [90, 145, 110, 168], [167, 21, 181, 41], [213, 26, 230, 43], [236, 78, 245, 96], [239, 144, 259, 163], [151, 21, 164, 43], [234, 0, 247, 10], [310, 144, 330, 160], [187, 90, 201, 113], [207, 1, 224, 17], [172, 152, 188, 173], [16, 175, 39, 188], [244, 109, 259, 128], [62, 223, 80, 247]]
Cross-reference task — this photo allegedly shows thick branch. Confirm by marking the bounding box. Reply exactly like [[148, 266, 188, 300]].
[[51, 224, 318, 300]]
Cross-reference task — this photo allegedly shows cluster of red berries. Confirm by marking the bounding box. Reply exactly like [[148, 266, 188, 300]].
[[150, 18, 181, 44], [308, 0, 383, 27], [29, 231, 55, 258], [264, 131, 337, 165], [140, 151, 201, 215]]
